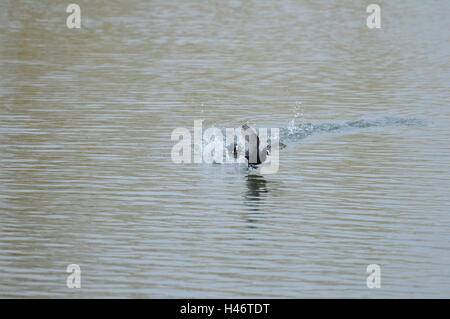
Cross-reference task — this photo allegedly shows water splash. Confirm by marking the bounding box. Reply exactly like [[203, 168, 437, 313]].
[[287, 101, 303, 134]]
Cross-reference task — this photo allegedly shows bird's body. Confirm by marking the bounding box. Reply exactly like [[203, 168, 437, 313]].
[[227, 124, 285, 168], [242, 124, 267, 167]]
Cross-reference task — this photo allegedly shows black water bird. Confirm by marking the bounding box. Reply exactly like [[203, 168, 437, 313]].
[[227, 124, 286, 168]]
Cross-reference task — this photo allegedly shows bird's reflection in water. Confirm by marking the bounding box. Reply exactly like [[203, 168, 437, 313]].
[[244, 174, 269, 227]]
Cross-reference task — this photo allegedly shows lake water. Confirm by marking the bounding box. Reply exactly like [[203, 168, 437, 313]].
[[0, 0, 449, 298]]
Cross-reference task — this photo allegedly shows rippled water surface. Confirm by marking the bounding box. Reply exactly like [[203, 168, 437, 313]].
[[1, 0, 449, 298]]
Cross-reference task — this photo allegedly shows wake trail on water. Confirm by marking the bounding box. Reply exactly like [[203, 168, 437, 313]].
[[190, 117, 425, 166], [280, 117, 425, 143]]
